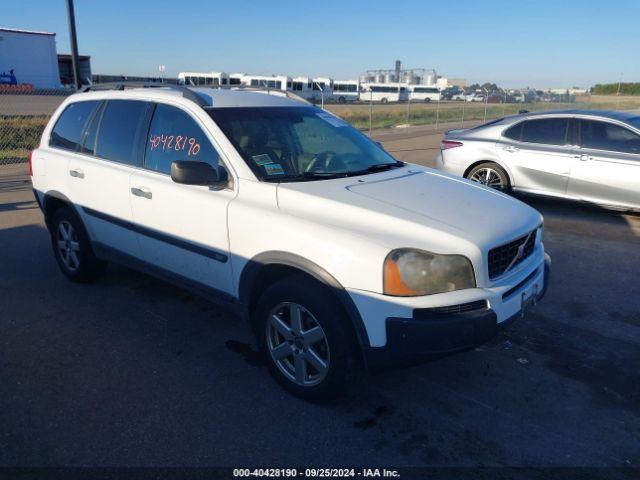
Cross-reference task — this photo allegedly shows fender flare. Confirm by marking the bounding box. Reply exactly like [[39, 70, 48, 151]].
[[239, 251, 371, 350]]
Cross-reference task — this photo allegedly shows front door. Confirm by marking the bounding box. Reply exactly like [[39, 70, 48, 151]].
[[568, 119, 640, 209], [129, 103, 235, 296]]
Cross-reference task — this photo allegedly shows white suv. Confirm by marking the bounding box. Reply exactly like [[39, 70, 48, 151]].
[[30, 84, 550, 401]]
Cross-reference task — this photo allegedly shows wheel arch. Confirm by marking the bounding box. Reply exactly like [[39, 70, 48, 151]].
[[463, 159, 514, 186], [41, 190, 82, 228], [239, 251, 371, 352]]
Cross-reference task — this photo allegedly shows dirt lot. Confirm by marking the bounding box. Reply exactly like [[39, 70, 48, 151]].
[[1, 129, 639, 473]]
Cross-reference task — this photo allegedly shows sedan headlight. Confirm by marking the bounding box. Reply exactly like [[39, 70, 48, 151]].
[[384, 249, 476, 296]]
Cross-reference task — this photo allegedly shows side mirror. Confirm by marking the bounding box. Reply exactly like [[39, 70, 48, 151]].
[[171, 161, 228, 188]]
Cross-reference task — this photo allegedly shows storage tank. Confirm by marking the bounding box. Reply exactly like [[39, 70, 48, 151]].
[[375, 73, 385, 83], [384, 73, 396, 83], [425, 73, 436, 86]]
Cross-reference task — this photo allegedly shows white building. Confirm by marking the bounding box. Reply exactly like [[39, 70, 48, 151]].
[[0, 27, 61, 88]]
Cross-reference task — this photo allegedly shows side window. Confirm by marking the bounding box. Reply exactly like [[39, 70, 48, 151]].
[[80, 101, 105, 155], [50, 101, 100, 151], [95, 100, 151, 165], [145, 104, 220, 175], [580, 120, 640, 154], [520, 118, 568, 145], [503, 122, 522, 141]]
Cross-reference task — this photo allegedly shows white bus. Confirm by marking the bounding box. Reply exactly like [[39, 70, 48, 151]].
[[332, 80, 359, 103], [178, 71, 229, 87], [359, 83, 409, 103], [240, 74, 289, 91], [409, 85, 441, 102]]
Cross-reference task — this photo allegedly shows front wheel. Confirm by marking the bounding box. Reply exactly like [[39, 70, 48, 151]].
[[466, 162, 511, 192], [255, 274, 362, 402]]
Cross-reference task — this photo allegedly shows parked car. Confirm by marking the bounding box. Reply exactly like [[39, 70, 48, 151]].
[[31, 83, 550, 401], [466, 93, 486, 102], [441, 87, 463, 101], [436, 110, 640, 212]]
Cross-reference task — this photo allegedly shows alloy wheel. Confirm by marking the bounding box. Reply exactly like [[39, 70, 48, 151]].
[[56, 220, 81, 272], [266, 302, 330, 387], [470, 167, 505, 190]]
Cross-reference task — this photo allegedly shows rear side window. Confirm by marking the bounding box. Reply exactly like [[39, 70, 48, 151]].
[[145, 104, 220, 175], [520, 118, 569, 145], [579, 120, 640, 154], [503, 122, 523, 141], [50, 101, 100, 151], [95, 100, 151, 165]]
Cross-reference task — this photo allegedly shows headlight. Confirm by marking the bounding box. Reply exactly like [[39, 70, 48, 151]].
[[383, 249, 476, 296]]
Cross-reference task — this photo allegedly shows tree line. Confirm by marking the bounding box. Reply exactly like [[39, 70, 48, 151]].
[[591, 83, 640, 95]]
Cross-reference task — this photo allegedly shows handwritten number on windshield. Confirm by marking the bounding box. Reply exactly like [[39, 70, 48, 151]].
[[149, 134, 201, 156]]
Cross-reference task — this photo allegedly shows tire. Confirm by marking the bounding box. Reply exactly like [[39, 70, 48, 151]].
[[424, 98, 431, 103], [255, 274, 362, 402], [338, 96, 346, 104], [381, 97, 388, 104], [466, 162, 511, 192], [49, 206, 107, 282]]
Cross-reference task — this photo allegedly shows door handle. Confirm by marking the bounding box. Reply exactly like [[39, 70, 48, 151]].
[[131, 187, 152, 199], [573, 154, 590, 161], [503, 145, 519, 153], [69, 169, 84, 179]]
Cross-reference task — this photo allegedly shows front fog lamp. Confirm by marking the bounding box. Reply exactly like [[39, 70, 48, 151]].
[[384, 249, 476, 296]]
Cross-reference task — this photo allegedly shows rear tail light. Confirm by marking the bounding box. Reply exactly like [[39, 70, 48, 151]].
[[28, 150, 34, 176], [441, 140, 463, 150]]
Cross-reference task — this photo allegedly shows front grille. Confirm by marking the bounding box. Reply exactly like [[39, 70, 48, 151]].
[[488, 230, 536, 279], [416, 300, 488, 318]]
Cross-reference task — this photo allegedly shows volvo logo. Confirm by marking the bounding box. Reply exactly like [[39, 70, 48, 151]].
[[505, 232, 532, 273]]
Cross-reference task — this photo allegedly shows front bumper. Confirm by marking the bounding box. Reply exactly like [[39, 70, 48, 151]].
[[361, 255, 550, 371]]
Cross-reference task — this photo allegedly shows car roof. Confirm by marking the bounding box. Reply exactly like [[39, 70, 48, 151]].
[[68, 85, 306, 109], [510, 109, 640, 123]]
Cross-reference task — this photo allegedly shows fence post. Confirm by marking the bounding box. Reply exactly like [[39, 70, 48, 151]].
[[405, 95, 411, 126], [435, 94, 440, 130], [483, 88, 488, 122], [461, 96, 466, 128], [369, 90, 373, 136]]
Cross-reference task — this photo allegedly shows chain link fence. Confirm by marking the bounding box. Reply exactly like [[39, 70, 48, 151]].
[[2, 86, 640, 166], [0, 88, 70, 165], [325, 92, 640, 135]]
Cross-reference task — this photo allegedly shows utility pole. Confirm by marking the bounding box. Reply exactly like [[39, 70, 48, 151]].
[[66, 0, 82, 90]]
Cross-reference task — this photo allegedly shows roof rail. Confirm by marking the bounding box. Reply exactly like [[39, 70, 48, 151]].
[[225, 85, 312, 105], [79, 82, 210, 108]]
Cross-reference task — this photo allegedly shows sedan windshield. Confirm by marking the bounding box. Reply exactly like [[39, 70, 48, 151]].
[[206, 106, 402, 181]]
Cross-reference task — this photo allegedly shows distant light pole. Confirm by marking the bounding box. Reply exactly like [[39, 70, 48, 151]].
[[159, 64, 166, 83], [65, 0, 82, 90]]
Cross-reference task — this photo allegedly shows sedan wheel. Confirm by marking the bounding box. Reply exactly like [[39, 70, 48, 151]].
[[266, 302, 330, 387], [470, 167, 507, 191]]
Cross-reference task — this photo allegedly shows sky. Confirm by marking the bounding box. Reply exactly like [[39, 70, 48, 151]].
[[3, 0, 639, 89]]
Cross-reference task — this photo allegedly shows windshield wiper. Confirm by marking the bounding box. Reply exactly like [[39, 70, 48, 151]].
[[365, 161, 405, 172]]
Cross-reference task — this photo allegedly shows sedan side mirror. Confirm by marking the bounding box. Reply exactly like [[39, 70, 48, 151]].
[[171, 161, 229, 188]]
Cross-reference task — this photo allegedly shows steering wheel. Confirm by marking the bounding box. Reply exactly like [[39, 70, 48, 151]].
[[305, 151, 347, 173]]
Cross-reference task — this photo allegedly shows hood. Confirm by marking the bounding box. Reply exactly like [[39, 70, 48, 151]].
[[276, 165, 542, 255]]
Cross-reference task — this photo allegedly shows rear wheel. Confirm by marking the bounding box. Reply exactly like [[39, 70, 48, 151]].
[[338, 96, 346, 104], [255, 274, 361, 402], [50, 206, 106, 282], [466, 162, 511, 192], [381, 97, 388, 104]]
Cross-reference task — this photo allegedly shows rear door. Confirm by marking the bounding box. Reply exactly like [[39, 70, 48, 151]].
[[71, 99, 152, 257], [568, 119, 640, 209], [129, 103, 235, 296], [499, 117, 573, 196]]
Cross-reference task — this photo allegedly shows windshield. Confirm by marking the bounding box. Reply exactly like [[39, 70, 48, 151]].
[[206, 107, 401, 181]]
